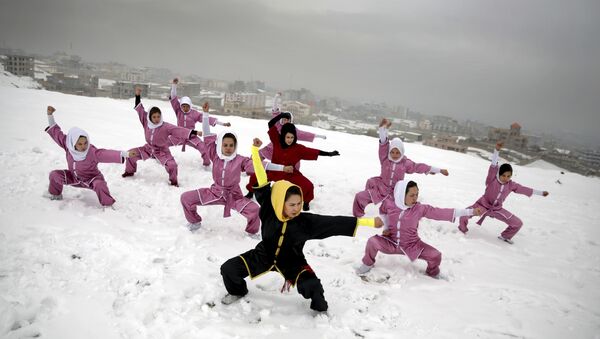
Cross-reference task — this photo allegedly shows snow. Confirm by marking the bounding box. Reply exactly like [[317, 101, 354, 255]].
[[1, 79, 599, 337], [0, 66, 41, 89], [526, 160, 566, 171], [98, 78, 116, 89]]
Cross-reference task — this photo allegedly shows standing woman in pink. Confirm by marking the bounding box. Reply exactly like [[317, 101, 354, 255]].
[[169, 78, 230, 167], [356, 180, 481, 278], [122, 87, 200, 186], [353, 118, 449, 217], [45, 106, 135, 207], [458, 142, 549, 244], [180, 106, 260, 235]]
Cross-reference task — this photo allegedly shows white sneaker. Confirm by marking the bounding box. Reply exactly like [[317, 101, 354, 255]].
[[187, 222, 202, 232], [221, 294, 242, 305], [50, 194, 63, 201], [356, 264, 373, 276], [498, 236, 514, 244]]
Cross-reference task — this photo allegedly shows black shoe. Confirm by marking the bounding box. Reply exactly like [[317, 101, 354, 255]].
[[309, 296, 328, 312], [121, 172, 134, 178], [245, 191, 254, 199], [303, 202, 310, 211]]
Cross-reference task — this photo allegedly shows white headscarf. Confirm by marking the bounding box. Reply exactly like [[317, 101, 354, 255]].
[[66, 127, 90, 161], [147, 109, 164, 130], [388, 138, 405, 163], [393, 179, 412, 210], [180, 96, 192, 113], [216, 130, 238, 161]]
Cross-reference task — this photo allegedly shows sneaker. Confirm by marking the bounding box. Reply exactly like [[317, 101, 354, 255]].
[[187, 222, 202, 231], [49, 194, 63, 201], [221, 294, 242, 305], [355, 264, 372, 276], [121, 172, 134, 178], [245, 191, 254, 199], [170, 180, 179, 187], [303, 202, 310, 211], [498, 236, 514, 244]]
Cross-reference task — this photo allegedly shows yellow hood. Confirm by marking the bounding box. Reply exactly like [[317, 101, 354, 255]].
[[271, 180, 303, 222]]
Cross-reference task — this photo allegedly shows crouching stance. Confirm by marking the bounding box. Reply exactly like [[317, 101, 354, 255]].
[[357, 180, 480, 279], [122, 87, 199, 186], [458, 142, 549, 244], [220, 138, 382, 312], [180, 109, 259, 234], [45, 106, 134, 206], [169, 78, 230, 166]]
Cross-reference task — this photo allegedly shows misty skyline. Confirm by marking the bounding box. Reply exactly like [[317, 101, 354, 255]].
[[1, 0, 599, 146]]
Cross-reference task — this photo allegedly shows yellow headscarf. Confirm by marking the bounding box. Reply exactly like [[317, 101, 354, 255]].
[[270, 180, 303, 222]]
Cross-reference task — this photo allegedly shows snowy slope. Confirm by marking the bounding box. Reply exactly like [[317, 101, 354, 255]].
[[0, 84, 599, 338], [0, 67, 41, 89]]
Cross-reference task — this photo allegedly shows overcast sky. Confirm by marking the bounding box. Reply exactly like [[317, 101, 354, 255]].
[[2, 0, 599, 146]]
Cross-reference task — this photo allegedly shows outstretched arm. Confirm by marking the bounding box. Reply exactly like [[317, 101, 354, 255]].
[[427, 166, 449, 176], [251, 138, 274, 208], [271, 92, 282, 114], [378, 118, 391, 144], [170, 78, 178, 98], [268, 112, 292, 129], [251, 138, 268, 188], [305, 214, 383, 239], [318, 150, 340, 157], [201, 102, 213, 136], [491, 142, 503, 167], [46, 105, 56, 127], [453, 207, 481, 221], [133, 87, 147, 126], [169, 78, 182, 114], [45, 106, 67, 150], [377, 119, 392, 163]]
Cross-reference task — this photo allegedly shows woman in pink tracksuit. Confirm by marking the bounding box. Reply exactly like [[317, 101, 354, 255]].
[[245, 93, 326, 198], [353, 118, 449, 217], [180, 107, 260, 235], [169, 78, 230, 167], [356, 180, 481, 278], [45, 106, 134, 207], [122, 87, 200, 186], [458, 142, 549, 244]]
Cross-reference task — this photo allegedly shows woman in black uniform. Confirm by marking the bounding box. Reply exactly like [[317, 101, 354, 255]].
[[220, 138, 383, 312]]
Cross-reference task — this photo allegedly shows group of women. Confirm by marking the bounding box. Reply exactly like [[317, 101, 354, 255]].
[[44, 81, 549, 312]]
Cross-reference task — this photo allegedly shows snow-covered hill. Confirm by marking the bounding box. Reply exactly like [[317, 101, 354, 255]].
[[0, 82, 599, 338]]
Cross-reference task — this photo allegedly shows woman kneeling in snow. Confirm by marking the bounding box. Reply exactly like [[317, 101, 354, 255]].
[[356, 180, 481, 279], [219, 138, 383, 312], [45, 106, 135, 207]]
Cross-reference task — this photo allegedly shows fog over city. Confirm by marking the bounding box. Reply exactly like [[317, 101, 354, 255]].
[[1, 0, 599, 146]]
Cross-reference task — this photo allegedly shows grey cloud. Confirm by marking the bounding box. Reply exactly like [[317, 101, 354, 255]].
[[1, 0, 599, 144]]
